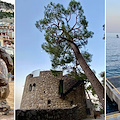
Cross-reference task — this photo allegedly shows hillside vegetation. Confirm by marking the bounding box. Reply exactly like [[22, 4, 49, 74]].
[[0, 1, 14, 19], [0, 11, 14, 19]]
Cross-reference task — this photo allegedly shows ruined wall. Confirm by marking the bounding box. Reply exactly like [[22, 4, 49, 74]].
[[20, 71, 87, 118]]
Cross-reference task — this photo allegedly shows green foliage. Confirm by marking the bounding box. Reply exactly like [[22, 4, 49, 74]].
[[100, 108, 104, 114], [0, 11, 14, 19], [50, 69, 61, 76], [82, 51, 92, 63], [11, 41, 14, 44], [94, 103, 98, 108], [87, 85, 96, 95], [36, 0, 93, 79], [36, 0, 93, 46], [86, 71, 105, 97], [99, 72, 105, 86], [59, 81, 63, 94], [103, 24, 105, 40], [68, 67, 87, 80]]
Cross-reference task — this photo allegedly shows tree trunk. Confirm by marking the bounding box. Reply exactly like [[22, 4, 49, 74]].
[[69, 42, 104, 108]]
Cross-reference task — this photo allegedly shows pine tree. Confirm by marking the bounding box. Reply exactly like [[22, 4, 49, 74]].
[[36, 0, 104, 107]]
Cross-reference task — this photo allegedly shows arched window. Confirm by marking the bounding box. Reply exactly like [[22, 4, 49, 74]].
[[29, 84, 32, 91], [33, 83, 36, 91]]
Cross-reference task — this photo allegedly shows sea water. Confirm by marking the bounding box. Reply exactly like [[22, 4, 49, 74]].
[[106, 33, 120, 77], [106, 33, 120, 113]]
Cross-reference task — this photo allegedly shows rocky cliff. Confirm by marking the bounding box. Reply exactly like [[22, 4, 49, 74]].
[[0, 1, 14, 10]]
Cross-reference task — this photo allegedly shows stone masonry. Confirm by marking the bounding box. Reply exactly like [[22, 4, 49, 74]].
[[16, 107, 78, 120], [20, 70, 87, 119]]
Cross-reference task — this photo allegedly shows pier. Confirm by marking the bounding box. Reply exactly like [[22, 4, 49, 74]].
[[106, 76, 120, 111]]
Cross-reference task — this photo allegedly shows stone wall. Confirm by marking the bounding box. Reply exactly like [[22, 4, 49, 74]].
[[21, 71, 86, 110], [20, 71, 87, 118], [16, 106, 85, 120]]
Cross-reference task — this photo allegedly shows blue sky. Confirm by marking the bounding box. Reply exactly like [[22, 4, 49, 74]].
[[15, 0, 105, 109], [106, 0, 120, 33]]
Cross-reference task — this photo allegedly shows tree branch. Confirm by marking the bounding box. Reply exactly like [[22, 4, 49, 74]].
[[68, 14, 79, 32], [67, 12, 71, 24]]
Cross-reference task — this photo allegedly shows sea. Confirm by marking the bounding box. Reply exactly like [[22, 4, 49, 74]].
[[106, 33, 120, 77], [106, 33, 120, 113]]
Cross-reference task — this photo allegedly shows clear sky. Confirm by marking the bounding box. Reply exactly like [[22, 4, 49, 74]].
[[106, 0, 120, 33], [15, 0, 105, 109]]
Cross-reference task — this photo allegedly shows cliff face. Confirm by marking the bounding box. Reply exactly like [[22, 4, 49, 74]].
[[0, 1, 14, 10]]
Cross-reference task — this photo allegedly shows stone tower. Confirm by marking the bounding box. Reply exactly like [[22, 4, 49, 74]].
[[21, 70, 87, 117]]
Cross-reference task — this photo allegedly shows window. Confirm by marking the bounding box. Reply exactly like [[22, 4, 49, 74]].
[[59, 80, 63, 95], [29, 84, 32, 91], [33, 83, 36, 91], [86, 108, 91, 115], [70, 101, 73, 106], [48, 100, 51, 104]]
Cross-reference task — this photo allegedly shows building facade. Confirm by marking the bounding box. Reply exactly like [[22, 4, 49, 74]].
[[0, 25, 14, 55]]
